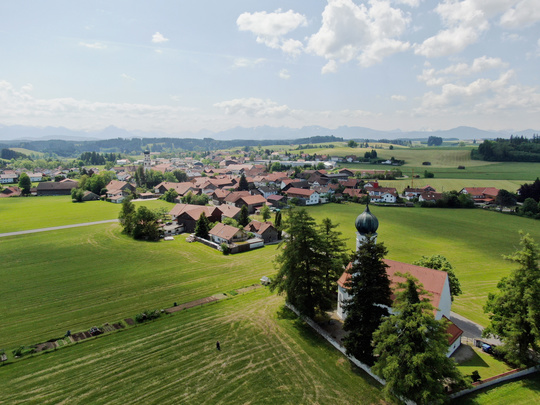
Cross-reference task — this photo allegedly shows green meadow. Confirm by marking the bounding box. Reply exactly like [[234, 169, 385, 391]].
[[0, 223, 278, 349], [0, 196, 173, 233], [0, 289, 387, 405], [458, 375, 540, 405]]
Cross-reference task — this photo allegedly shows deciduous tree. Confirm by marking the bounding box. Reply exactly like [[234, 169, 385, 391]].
[[260, 204, 271, 222], [18, 172, 31, 196], [413, 255, 462, 300], [119, 198, 136, 236], [484, 232, 540, 366]]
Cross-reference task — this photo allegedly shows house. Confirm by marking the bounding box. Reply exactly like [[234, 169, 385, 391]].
[[211, 189, 231, 205], [105, 180, 136, 201], [364, 185, 398, 203], [403, 185, 436, 200], [27, 173, 43, 182], [266, 194, 286, 209], [154, 181, 198, 197], [82, 190, 100, 201], [208, 223, 247, 244], [219, 204, 241, 221], [36, 181, 78, 196], [419, 192, 444, 203], [236, 195, 268, 214], [285, 187, 320, 205], [0, 173, 18, 183], [256, 186, 279, 199], [224, 191, 251, 206], [460, 187, 500, 204], [336, 205, 462, 357], [246, 220, 279, 243], [169, 204, 223, 233]]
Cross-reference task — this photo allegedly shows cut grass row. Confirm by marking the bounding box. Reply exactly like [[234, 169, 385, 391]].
[[0, 289, 386, 405]]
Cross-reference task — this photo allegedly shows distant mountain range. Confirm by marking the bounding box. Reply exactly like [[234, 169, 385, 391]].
[[0, 123, 537, 142]]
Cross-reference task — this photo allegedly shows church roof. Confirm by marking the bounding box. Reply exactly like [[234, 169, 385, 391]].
[[338, 259, 448, 311]]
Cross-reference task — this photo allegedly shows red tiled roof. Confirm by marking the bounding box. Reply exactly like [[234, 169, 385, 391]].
[[443, 316, 464, 345], [338, 259, 448, 311], [286, 187, 315, 197], [209, 223, 242, 240], [239, 195, 267, 206]]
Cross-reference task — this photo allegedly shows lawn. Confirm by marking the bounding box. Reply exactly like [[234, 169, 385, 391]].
[[0, 289, 387, 405], [304, 203, 540, 327], [0, 223, 279, 348], [0, 196, 174, 233], [457, 346, 513, 379], [456, 375, 540, 404]]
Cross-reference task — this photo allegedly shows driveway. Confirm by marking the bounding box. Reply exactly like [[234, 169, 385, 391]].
[[450, 311, 502, 346], [0, 219, 119, 238]]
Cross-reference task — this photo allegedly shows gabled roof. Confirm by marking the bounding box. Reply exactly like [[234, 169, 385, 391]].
[[246, 220, 276, 235], [286, 187, 316, 197], [37, 181, 78, 191], [219, 204, 241, 219], [224, 191, 251, 203], [169, 203, 221, 220], [209, 223, 243, 240], [338, 259, 448, 312], [238, 195, 267, 206]]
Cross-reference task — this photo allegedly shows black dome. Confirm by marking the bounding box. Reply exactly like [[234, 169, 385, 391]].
[[355, 205, 379, 234]]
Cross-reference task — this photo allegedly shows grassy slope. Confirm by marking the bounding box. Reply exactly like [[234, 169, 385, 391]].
[[0, 289, 386, 405], [0, 196, 174, 233], [456, 376, 540, 404], [0, 224, 278, 348], [305, 204, 540, 327]]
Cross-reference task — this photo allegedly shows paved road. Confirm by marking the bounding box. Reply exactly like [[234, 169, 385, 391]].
[[450, 311, 502, 345], [0, 219, 119, 238]]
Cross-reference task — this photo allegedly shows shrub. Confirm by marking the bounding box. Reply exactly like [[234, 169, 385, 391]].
[[221, 243, 230, 255], [422, 161, 431, 165], [135, 309, 161, 323], [458, 165, 466, 169]]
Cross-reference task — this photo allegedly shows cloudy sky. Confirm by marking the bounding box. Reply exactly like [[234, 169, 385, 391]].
[[1, 0, 539, 134]]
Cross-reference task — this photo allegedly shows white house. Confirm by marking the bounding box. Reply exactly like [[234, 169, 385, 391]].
[[286, 187, 320, 205], [336, 205, 462, 357]]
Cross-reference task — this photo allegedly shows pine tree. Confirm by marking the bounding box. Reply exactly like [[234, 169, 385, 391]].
[[342, 235, 392, 365], [484, 232, 540, 366], [238, 205, 250, 227], [318, 218, 349, 296], [238, 173, 249, 191], [274, 210, 282, 240], [271, 208, 327, 317], [194, 212, 210, 239], [372, 276, 470, 404]]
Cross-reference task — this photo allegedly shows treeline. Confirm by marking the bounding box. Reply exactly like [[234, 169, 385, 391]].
[[471, 135, 540, 162], [1, 148, 28, 160], [79, 152, 121, 165], [2, 135, 344, 157]]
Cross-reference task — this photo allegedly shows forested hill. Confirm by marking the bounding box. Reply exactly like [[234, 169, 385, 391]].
[[0, 135, 344, 157], [471, 135, 540, 162]]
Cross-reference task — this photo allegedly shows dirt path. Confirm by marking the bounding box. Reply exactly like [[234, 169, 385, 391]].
[[0, 219, 119, 238]]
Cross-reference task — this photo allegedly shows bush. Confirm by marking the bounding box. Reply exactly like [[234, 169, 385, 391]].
[[135, 309, 161, 323], [458, 165, 466, 169], [422, 161, 431, 165], [471, 370, 481, 382], [221, 243, 230, 255]]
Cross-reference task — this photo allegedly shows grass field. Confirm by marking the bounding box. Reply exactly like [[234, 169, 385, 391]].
[[458, 375, 540, 404], [0, 223, 279, 348], [0, 289, 387, 405], [0, 196, 174, 233], [457, 346, 513, 379], [377, 179, 524, 193]]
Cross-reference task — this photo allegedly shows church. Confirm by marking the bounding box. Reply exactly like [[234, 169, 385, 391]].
[[336, 205, 463, 357]]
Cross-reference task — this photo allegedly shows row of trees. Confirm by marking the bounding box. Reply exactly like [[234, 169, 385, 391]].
[[420, 190, 475, 208], [134, 167, 187, 190], [79, 152, 120, 166], [472, 137, 540, 162]]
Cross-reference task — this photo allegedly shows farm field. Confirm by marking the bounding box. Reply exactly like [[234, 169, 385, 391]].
[[0, 223, 279, 348], [0, 196, 173, 233], [378, 178, 524, 193], [305, 203, 540, 327], [0, 289, 387, 405]]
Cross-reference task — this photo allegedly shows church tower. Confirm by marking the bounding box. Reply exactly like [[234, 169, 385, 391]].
[[143, 150, 151, 172], [354, 204, 379, 250]]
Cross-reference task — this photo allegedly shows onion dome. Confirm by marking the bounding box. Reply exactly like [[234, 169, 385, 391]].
[[355, 204, 379, 234]]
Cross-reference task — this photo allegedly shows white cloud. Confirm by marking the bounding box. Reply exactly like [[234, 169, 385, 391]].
[[214, 98, 291, 118], [500, 0, 540, 28], [306, 0, 411, 71], [391, 94, 407, 101], [279, 69, 291, 79], [393, 0, 421, 6], [152, 32, 169, 43], [0, 80, 199, 132], [501, 32, 523, 41], [233, 58, 266, 68], [237, 9, 307, 55], [322, 60, 338, 74], [120, 73, 135, 81], [79, 42, 107, 49], [414, 0, 537, 58]]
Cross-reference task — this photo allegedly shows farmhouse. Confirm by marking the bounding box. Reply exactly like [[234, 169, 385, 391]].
[[336, 205, 463, 357], [169, 204, 223, 233], [209, 223, 247, 244], [286, 187, 320, 205], [460, 187, 499, 204], [36, 181, 78, 196], [245, 220, 279, 243]]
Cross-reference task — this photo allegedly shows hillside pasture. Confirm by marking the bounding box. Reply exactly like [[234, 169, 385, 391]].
[[378, 179, 524, 193], [0, 196, 173, 233], [0, 223, 278, 348], [0, 289, 386, 404]]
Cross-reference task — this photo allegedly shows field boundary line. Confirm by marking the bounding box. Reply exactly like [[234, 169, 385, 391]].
[[0, 219, 119, 238]]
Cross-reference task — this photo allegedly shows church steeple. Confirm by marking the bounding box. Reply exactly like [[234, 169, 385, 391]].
[[355, 204, 378, 250]]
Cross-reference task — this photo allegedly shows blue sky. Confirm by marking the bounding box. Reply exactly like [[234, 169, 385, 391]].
[[1, 0, 539, 134]]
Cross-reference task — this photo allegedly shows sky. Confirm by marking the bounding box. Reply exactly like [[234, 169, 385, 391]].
[[0, 0, 539, 135]]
